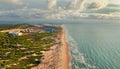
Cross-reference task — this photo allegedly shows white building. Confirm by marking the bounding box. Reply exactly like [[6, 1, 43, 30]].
[[9, 31, 23, 36]]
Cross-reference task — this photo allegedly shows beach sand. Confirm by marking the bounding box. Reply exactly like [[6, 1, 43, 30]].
[[31, 26, 71, 69], [0, 29, 24, 32], [57, 26, 71, 69]]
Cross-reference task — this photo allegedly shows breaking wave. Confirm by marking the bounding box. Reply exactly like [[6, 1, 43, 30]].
[[64, 26, 97, 69]]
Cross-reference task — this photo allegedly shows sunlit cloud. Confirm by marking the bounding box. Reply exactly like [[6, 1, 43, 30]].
[[48, 0, 57, 10], [0, 0, 119, 20], [88, 1, 108, 10], [0, 0, 23, 5], [79, 0, 88, 10]]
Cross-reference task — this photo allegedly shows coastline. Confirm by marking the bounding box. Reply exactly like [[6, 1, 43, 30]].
[[57, 25, 71, 69], [31, 25, 71, 69]]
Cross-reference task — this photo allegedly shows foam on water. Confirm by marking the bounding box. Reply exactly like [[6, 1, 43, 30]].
[[63, 22, 120, 69], [64, 26, 96, 69]]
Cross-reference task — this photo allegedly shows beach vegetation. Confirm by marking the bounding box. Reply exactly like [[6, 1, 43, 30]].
[[0, 24, 60, 68]]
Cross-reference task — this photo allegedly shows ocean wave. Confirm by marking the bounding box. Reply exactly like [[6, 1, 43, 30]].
[[64, 25, 97, 69]]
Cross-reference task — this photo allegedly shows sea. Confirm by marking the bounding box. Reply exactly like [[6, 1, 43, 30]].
[[0, 19, 120, 69], [64, 20, 120, 69]]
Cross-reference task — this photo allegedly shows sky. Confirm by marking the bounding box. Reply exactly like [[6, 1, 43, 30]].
[[0, 0, 120, 22]]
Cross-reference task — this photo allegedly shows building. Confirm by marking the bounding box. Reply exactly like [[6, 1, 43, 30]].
[[8, 32, 23, 36], [45, 28, 54, 33]]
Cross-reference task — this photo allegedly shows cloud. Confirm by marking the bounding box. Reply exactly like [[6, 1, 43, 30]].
[[67, 0, 78, 9], [66, 0, 87, 10], [43, 9, 119, 20], [0, 1, 119, 20], [48, 0, 57, 10], [79, 0, 88, 10], [88, 13, 120, 19], [88, 1, 108, 10], [0, 8, 119, 20], [0, 0, 23, 5]]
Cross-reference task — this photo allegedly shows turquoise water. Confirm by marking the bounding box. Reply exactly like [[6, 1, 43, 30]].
[[64, 22, 120, 69]]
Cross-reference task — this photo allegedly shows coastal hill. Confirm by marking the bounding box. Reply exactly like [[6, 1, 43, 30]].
[[0, 24, 62, 69]]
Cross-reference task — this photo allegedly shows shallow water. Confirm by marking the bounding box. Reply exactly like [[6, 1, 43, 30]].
[[64, 22, 120, 69]]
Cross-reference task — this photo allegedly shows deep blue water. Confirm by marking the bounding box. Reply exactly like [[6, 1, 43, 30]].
[[64, 22, 120, 69]]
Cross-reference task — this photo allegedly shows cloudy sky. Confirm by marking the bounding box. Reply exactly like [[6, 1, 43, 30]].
[[0, 0, 120, 22]]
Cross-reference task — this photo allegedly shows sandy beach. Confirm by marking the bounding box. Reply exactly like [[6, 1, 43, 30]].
[[0, 29, 24, 32], [32, 26, 71, 69], [57, 26, 71, 69]]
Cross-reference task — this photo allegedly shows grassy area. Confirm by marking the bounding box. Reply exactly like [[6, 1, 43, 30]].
[[0, 24, 59, 69]]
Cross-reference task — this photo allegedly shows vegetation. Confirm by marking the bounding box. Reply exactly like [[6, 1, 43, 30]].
[[0, 24, 35, 31], [0, 24, 59, 69]]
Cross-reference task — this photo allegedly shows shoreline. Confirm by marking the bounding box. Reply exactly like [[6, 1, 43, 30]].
[[57, 26, 71, 69], [31, 25, 71, 69]]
